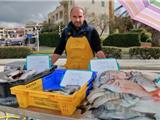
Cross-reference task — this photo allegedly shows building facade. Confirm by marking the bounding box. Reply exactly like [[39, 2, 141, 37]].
[[48, 5, 64, 25], [0, 27, 5, 40], [25, 22, 42, 36], [0, 27, 25, 40], [48, 0, 114, 35]]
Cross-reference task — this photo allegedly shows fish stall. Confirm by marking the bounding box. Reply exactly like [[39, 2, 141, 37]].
[[0, 57, 160, 120]]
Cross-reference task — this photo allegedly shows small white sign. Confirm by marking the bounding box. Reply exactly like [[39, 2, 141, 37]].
[[90, 58, 119, 73], [27, 55, 50, 73], [60, 70, 93, 87]]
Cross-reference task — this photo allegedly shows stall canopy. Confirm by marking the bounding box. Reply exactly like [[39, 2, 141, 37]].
[[119, 0, 160, 31]]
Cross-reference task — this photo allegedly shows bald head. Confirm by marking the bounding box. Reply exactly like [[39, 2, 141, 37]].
[[70, 6, 84, 15], [70, 6, 85, 28]]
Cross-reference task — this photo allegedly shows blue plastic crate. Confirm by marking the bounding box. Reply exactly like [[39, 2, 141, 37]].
[[86, 82, 94, 96], [42, 69, 66, 91], [42, 69, 96, 94]]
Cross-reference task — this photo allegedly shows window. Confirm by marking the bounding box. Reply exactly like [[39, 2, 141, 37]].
[[56, 13, 58, 20], [53, 16, 55, 21], [91, 12, 95, 16], [92, 0, 95, 4], [101, 1, 105, 7], [59, 11, 63, 19], [70, 0, 72, 5], [48, 19, 51, 24]]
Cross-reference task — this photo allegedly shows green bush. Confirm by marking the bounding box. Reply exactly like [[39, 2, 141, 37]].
[[129, 47, 160, 59], [0, 46, 32, 58], [130, 28, 152, 42], [103, 33, 141, 47], [39, 32, 60, 47], [102, 46, 122, 59]]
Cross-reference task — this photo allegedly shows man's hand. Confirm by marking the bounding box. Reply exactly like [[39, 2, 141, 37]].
[[52, 54, 60, 64], [95, 50, 106, 58]]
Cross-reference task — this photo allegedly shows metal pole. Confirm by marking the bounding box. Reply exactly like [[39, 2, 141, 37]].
[[36, 28, 39, 51], [35, 24, 39, 51]]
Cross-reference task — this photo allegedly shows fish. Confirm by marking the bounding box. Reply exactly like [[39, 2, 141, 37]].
[[8, 70, 23, 80], [87, 88, 106, 104], [153, 77, 160, 88], [58, 85, 80, 95], [121, 94, 140, 107], [80, 111, 100, 120], [130, 72, 157, 92], [92, 100, 144, 120], [0, 72, 11, 82], [131, 98, 160, 114], [98, 71, 130, 86], [141, 72, 159, 82], [100, 79, 150, 97], [85, 71, 160, 120], [19, 69, 36, 80], [92, 92, 122, 108], [128, 116, 155, 120]]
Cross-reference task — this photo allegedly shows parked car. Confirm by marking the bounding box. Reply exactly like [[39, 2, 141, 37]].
[[5, 38, 24, 46], [10, 39, 23, 46], [5, 39, 12, 46], [0, 39, 6, 46]]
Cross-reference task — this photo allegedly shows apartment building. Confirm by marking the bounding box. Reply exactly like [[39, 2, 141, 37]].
[[48, 0, 114, 35], [48, 5, 64, 25], [0, 27, 5, 39], [0, 27, 17, 39], [25, 22, 42, 35], [0, 27, 28, 40], [5, 28, 17, 39], [15, 28, 25, 38]]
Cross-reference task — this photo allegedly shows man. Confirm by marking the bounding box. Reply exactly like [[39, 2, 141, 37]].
[[52, 6, 106, 70]]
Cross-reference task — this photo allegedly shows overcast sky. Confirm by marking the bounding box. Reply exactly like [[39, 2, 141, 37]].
[[0, 0, 121, 28], [0, 0, 59, 27]]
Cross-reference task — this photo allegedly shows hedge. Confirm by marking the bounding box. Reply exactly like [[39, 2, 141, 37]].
[[0, 46, 32, 58], [129, 47, 160, 59], [39, 32, 60, 47], [103, 33, 141, 47], [102, 46, 122, 59], [130, 28, 152, 42]]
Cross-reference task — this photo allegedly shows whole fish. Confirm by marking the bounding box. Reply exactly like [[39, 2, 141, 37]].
[[100, 79, 150, 97], [0, 72, 11, 82], [121, 94, 140, 107], [131, 98, 160, 114], [98, 71, 131, 86], [87, 88, 106, 104], [92, 92, 122, 108], [141, 72, 159, 82], [130, 72, 157, 92], [92, 100, 144, 120], [19, 69, 36, 80]]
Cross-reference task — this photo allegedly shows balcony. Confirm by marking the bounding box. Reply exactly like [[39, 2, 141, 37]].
[[60, 0, 68, 6]]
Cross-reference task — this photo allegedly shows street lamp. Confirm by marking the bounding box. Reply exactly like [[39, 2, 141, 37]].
[[36, 25, 39, 51], [34, 24, 39, 51]]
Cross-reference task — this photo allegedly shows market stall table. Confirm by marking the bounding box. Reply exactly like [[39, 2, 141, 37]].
[[0, 59, 160, 119], [0, 105, 82, 120]]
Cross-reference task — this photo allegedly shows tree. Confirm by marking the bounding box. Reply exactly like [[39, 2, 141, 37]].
[[83, 7, 109, 36], [114, 4, 160, 46], [109, 16, 133, 33], [142, 25, 160, 46], [98, 14, 109, 36]]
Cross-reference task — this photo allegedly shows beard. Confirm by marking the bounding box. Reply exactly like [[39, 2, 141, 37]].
[[73, 22, 82, 28]]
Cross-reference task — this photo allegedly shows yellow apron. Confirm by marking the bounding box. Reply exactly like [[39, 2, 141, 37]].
[[65, 36, 94, 70]]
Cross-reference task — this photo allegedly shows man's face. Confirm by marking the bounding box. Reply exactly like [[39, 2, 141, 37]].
[[70, 8, 85, 28]]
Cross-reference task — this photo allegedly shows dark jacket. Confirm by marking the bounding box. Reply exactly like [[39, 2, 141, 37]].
[[54, 21, 102, 55]]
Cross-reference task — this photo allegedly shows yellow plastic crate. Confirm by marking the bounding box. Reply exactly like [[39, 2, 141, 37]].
[[10, 79, 87, 115]]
